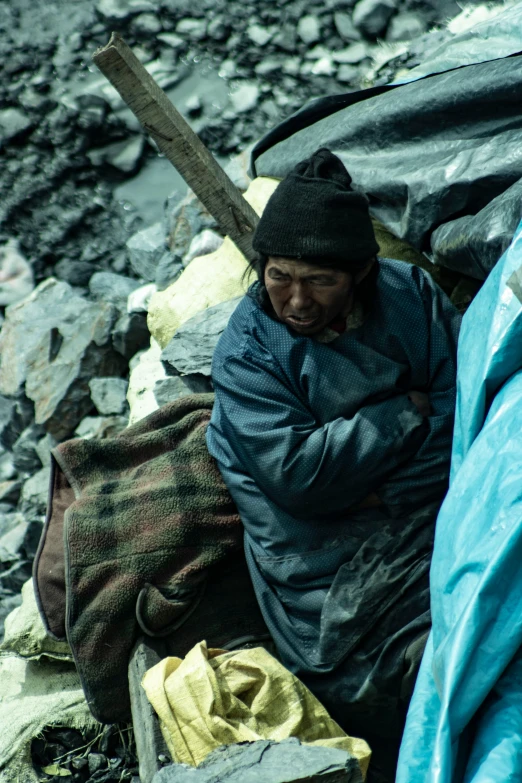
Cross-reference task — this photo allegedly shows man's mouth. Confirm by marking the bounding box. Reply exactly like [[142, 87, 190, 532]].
[[286, 314, 319, 327]]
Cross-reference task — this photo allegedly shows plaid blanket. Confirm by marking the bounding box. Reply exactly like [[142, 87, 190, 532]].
[[33, 394, 242, 723]]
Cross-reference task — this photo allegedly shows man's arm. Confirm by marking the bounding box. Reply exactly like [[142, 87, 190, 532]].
[[212, 343, 427, 519], [377, 271, 461, 512]]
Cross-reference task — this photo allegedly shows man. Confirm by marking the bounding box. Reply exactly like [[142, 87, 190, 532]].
[[206, 149, 461, 781]]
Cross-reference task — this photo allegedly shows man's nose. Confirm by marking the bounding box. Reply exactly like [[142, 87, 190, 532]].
[[288, 283, 312, 309]]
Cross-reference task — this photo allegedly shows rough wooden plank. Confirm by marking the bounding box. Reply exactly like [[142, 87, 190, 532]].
[[128, 636, 170, 783], [92, 33, 260, 262]]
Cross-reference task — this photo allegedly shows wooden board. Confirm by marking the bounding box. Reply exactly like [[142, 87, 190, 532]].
[[128, 636, 170, 783], [92, 33, 260, 263]]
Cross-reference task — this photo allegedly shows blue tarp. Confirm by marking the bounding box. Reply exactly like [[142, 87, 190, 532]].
[[396, 220, 522, 782]]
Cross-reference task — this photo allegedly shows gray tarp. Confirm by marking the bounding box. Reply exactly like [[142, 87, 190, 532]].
[[251, 5, 522, 280]]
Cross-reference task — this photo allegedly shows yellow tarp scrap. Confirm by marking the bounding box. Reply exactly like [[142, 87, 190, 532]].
[[147, 176, 281, 349], [142, 641, 371, 779]]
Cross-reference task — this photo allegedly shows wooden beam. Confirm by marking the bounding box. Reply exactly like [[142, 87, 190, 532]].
[[128, 636, 170, 783], [92, 33, 259, 262]]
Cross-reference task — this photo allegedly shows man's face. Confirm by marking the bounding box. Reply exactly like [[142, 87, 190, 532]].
[[264, 256, 355, 335]]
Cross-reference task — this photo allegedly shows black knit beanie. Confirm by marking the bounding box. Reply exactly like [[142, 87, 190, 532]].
[[252, 148, 379, 269]]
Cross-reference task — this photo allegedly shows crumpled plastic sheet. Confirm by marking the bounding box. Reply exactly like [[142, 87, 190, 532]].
[[392, 0, 522, 85], [395, 219, 522, 783], [251, 2, 522, 280], [429, 176, 522, 280]]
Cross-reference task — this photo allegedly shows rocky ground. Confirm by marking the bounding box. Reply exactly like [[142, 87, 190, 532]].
[[0, 0, 510, 780]]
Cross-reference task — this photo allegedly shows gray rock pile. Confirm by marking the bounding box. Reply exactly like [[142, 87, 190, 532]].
[[1, 0, 467, 291]]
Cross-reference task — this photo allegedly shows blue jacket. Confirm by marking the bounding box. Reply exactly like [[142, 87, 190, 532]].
[[206, 258, 460, 717]]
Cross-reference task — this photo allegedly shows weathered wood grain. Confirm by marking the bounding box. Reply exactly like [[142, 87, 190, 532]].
[[93, 33, 259, 262], [128, 636, 170, 783]]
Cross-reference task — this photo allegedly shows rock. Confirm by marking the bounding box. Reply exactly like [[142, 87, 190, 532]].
[[153, 376, 195, 407], [224, 149, 252, 192], [0, 561, 33, 593], [89, 378, 129, 416], [282, 57, 301, 75], [0, 279, 125, 439], [175, 19, 207, 40], [127, 283, 157, 314], [337, 64, 361, 83], [0, 240, 34, 307], [325, 0, 359, 6], [260, 99, 281, 121], [12, 424, 46, 474], [88, 135, 145, 175], [0, 481, 22, 507], [0, 453, 16, 482], [131, 12, 162, 34], [0, 592, 22, 642], [185, 95, 202, 115], [305, 45, 332, 61], [76, 94, 109, 132], [74, 415, 129, 440], [226, 34, 242, 52], [126, 222, 166, 282], [95, 0, 155, 21], [0, 108, 33, 148], [167, 197, 217, 260], [162, 190, 184, 235], [297, 15, 321, 44], [272, 26, 297, 52], [352, 0, 397, 38], [247, 24, 274, 46], [22, 519, 44, 560], [161, 297, 241, 377], [112, 311, 150, 360], [157, 33, 185, 49], [19, 466, 51, 520], [218, 59, 237, 79], [0, 511, 25, 539], [332, 43, 369, 63], [34, 433, 58, 469], [334, 12, 362, 41], [386, 11, 426, 42], [0, 394, 34, 451], [255, 59, 281, 76], [127, 339, 166, 424], [89, 272, 141, 312], [152, 738, 363, 783], [54, 259, 96, 287], [0, 516, 28, 562], [155, 252, 183, 291], [306, 56, 335, 76], [207, 17, 229, 41], [179, 374, 213, 394], [183, 230, 224, 267], [88, 753, 106, 775], [229, 82, 260, 114]]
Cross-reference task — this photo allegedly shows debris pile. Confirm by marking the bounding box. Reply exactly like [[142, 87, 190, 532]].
[[31, 725, 140, 783]]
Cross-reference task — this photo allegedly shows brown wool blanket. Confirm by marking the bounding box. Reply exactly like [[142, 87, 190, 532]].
[[33, 394, 243, 723]]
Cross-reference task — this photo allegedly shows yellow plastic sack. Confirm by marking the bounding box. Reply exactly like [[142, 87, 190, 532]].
[[142, 641, 371, 779], [147, 177, 280, 349]]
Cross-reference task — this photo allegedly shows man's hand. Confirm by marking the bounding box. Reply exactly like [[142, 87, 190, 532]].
[[408, 390, 431, 418]]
